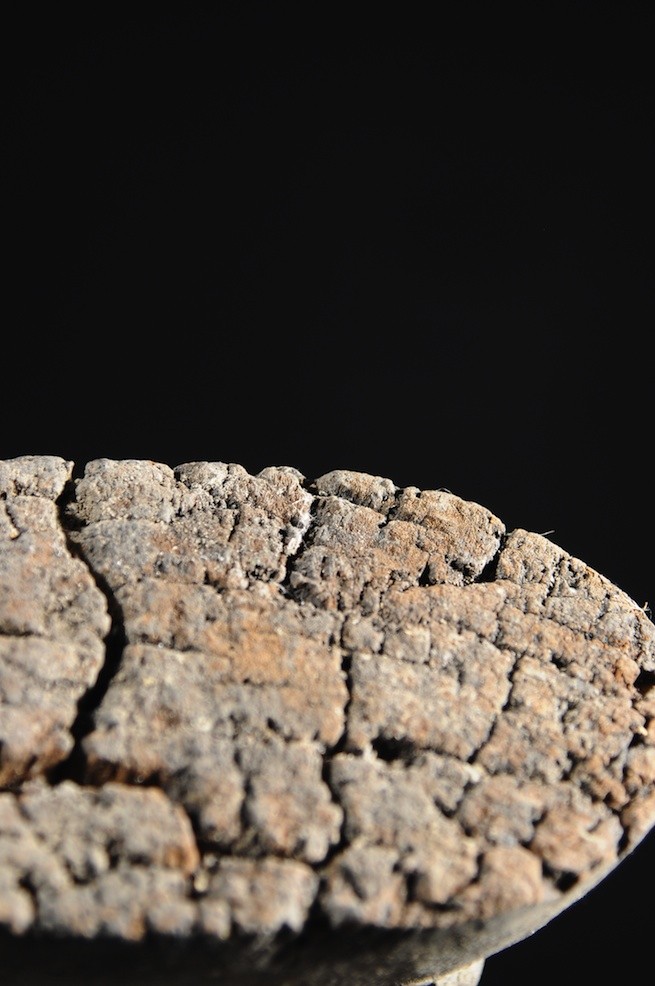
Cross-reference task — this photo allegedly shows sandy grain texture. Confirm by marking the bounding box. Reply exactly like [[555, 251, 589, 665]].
[[1, 456, 654, 984]]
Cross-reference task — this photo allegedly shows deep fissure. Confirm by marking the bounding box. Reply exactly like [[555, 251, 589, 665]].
[[279, 482, 319, 599], [47, 479, 128, 786], [467, 648, 523, 766], [317, 648, 355, 869], [474, 531, 507, 585]]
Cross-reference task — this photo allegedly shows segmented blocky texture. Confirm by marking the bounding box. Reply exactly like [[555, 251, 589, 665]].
[[1, 456, 654, 985]]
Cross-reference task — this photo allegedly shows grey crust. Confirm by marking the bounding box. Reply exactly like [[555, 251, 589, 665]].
[[1, 456, 654, 984]]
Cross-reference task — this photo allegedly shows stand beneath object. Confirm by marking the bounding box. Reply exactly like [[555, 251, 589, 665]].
[[408, 960, 485, 986]]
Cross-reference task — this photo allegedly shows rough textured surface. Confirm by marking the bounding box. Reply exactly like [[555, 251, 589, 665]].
[[1, 456, 654, 984], [0, 457, 110, 786], [429, 961, 485, 986]]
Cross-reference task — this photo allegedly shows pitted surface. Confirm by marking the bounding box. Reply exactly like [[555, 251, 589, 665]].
[[1, 456, 654, 983]]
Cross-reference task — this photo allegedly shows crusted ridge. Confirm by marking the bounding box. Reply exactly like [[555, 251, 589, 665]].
[[1, 457, 654, 985]]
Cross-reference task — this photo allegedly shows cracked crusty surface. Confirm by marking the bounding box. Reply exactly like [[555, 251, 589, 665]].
[[1, 456, 654, 982]]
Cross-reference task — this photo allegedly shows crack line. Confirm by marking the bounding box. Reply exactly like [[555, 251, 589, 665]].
[[47, 479, 127, 786]]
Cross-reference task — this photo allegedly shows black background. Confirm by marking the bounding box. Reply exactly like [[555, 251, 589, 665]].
[[4, 5, 654, 983]]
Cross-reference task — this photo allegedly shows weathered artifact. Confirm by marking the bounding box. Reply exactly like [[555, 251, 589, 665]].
[[1, 455, 654, 985]]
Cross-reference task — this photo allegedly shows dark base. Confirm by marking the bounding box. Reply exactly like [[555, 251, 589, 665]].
[[0, 923, 482, 986]]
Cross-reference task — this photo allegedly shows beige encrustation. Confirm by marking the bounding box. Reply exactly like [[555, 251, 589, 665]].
[[1, 455, 654, 984]]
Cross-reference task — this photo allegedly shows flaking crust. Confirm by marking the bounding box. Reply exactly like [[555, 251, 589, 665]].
[[1, 456, 654, 977]]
